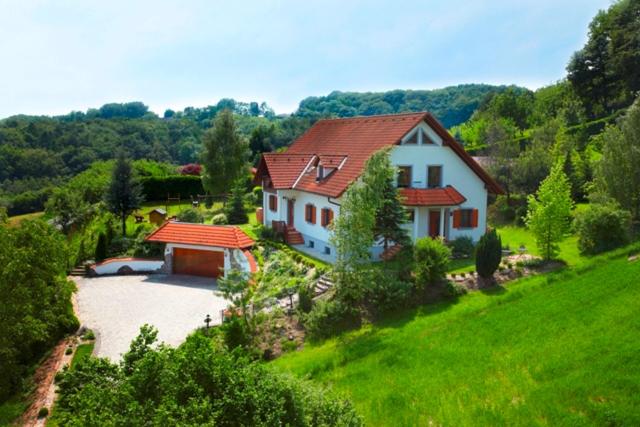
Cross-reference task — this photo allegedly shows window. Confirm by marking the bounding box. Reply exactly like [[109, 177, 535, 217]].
[[406, 208, 415, 222], [321, 208, 334, 227], [397, 166, 412, 188], [405, 131, 418, 144], [268, 195, 277, 212], [422, 128, 436, 144], [453, 208, 478, 228], [316, 165, 324, 180], [308, 240, 315, 248], [324, 246, 331, 255], [305, 203, 316, 224], [427, 166, 442, 188]]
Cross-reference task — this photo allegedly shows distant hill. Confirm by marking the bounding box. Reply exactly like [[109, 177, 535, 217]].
[[295, 84, 528, 128]]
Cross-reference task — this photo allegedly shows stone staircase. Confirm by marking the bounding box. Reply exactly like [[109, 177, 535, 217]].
[[314, 274, 335, 297], [69, 265, 86, 277], [284, 226, 304, 245]]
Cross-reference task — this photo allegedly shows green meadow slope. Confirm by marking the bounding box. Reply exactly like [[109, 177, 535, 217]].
[[273, 247, 640, 426]]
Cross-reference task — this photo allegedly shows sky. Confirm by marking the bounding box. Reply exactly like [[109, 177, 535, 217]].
[[0, 0, 613, 118]]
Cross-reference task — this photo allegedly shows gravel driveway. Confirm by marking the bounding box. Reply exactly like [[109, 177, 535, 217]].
[[75, 274, 229, 361]]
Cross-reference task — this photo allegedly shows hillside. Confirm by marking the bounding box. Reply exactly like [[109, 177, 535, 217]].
[[273, 247, 640, 426], [296, 84, 526, 128]]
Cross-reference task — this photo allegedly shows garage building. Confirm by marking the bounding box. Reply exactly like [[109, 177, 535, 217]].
[[145, 221, 256, 278]]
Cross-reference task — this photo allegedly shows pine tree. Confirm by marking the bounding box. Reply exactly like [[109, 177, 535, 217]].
[[224, 179, 248, 225], [374, 173, 409, 249], [95, 233, 108, 262], [105, 151, 142, 236], [201, 109, 249, 196], [525, 162, 573, 260], [475, 229, 502, 280]]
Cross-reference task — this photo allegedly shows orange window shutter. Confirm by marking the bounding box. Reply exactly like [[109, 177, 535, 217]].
[[311, 206, 316, 224], [471, 209, 479, 228], [329, 209, 334, 224], [453, 210, 461, 228]]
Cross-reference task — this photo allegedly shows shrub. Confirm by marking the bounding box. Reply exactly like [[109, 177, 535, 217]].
[[65, 347, 73, 355], [139, 175, 204, 201], [450, 236, 474, 258], [446, 280, 468, 297], [364, 272, 412, 314], [176, 208, 204, 223], [304, 300, 360, 340], [38, 407, 49, 418], [178, 163, 202, 176], [297, 284, 314, 314], [95, 232, 108, 261], [221, 316, 251, 350], [212, 213, 228, 225], [475, 229, 502, 279], [83, 330, 95, 341], [575, 204, 631, 254], [413, 237, 451, 288]]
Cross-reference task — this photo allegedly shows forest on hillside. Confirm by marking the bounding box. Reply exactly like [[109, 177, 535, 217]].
[[0, 84, 517, 215]]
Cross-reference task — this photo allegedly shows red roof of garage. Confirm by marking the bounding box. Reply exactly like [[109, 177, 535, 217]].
[[400, 186, 466, 206], [145, 222, 254, 249]]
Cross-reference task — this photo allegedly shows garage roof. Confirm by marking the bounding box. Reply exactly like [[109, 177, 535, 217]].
[[145, 222, 254, 249]]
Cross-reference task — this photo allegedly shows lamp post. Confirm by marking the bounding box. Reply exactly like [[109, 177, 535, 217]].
[[204, 314, 212, 334]]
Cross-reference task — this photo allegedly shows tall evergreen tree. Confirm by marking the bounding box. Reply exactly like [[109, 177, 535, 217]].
[[201, 109, 249, 196], [105, 151, 142, 236], [374, 167, 409, 250], [224, 179, 249, 225]]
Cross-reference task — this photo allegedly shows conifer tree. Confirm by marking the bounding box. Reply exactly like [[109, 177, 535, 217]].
[[224, 179, 248, 224], [374, 172, 409, 249], [475, 229, 502, 280], [105, 151, 142, 236]]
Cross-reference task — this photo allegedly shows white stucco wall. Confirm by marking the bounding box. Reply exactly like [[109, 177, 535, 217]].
[[277, 189, 340, 246]]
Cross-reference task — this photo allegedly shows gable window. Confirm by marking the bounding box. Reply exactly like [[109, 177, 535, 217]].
[[453, 208, 478, 229], [321, 208, 334, 227], [422, 128, 436, 144], [405, 131, 418, 144], [427, 166, 442, 188], [305, 203, 316, 224], [268, 195, 277, 212], [397, 166, 412, 188]]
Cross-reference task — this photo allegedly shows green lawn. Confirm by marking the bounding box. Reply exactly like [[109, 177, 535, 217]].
[[273, 244, 640, 426], [70, 343, 95, 369]]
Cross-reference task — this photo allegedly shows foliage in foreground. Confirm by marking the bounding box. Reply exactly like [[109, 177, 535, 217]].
[[54, 327, 361, 426], [0, 220, 78, 402]]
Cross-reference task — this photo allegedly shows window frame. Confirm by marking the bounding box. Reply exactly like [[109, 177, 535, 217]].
[[459, 209, 474, 228], [397, 165, 412, 188], [305, 203, 316, 224], [427, 165, 443, 188], [320, 207, 334, 227], [268, 195, 278, 212]]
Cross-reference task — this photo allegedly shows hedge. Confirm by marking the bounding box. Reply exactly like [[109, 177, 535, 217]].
[[140, 175, 204, 201]]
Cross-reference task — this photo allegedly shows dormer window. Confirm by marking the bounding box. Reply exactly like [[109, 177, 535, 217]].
[[316, 165, 325, 181]]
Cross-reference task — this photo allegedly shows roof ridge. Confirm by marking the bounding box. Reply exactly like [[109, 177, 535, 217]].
[[316, 111, 427, 124]]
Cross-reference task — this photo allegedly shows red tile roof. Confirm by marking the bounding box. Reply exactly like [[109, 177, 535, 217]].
[[255, 112, 503, 197], [145, 222, 254, 249], [400, 186, 466, 206]]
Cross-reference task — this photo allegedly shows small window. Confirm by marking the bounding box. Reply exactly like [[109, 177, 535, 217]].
[[317, 165, 324, 180], [460, 209, 473, 228], [427, 166, 442, 188], [268, 195, 277, 212], [406, 208, 415, 223], [324, 246, 331, 255], [422, 128, 436, 144], [308, 240, 315, 249], [305, 204, 316, 224], [397, 166, 412, 188], [405, 131, 418, 144], [321, 208, 334, 227]]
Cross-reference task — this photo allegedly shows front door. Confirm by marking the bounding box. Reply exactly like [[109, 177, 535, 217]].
[[287, 199, 295, 226], [429, 210, 441, 238]]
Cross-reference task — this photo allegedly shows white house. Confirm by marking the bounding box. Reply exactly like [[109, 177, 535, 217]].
[[254, 112, 503, 262]]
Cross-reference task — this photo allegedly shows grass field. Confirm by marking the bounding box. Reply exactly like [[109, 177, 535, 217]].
[[273, 245, 640, 426]]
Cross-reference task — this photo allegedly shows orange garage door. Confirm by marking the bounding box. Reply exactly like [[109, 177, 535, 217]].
[[172, 248, 224, 278]]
